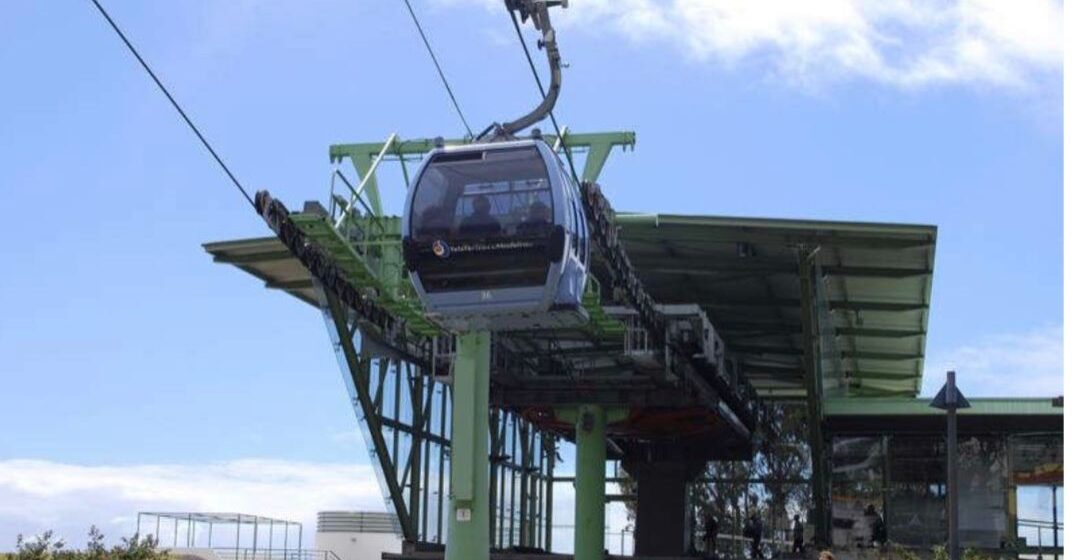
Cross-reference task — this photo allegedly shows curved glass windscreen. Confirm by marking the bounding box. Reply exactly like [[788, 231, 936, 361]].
[[410, 147, 554, 239]]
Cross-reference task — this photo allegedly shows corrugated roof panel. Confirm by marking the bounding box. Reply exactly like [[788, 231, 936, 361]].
[[616, 213, 936, 399]]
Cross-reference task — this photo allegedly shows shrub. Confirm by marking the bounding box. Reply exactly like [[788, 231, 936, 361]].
[[890, 543, 921, 560], [12, 528, 168, 560]]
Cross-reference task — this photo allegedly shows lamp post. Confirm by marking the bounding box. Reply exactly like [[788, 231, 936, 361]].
[[929, 370, 970, 560]]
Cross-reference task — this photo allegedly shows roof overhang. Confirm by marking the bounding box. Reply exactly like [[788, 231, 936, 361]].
[[206, 212, 938, 402], [614, 213, 936, 399]]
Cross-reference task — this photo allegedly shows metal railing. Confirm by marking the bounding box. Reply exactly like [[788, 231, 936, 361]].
[[332, 133, 397, 229], [1018, 517, 1063, 560], [211, 548, 343, 560]]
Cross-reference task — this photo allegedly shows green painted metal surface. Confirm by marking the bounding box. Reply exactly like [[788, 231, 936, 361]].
[[613, 212, 936, 399], [582, 277, 625, 337], [798, 248, 832, 546], [329, 131, 633, 219], [554, 406, 627, 560], [290, 213, 439, 336], [572, 404, 607, 560], [323, 292, 416, 539], [824, 397, 1063, 416], [447, 332, 491, 560]]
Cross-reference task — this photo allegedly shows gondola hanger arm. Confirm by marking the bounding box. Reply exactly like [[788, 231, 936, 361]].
[[493, 0, 567, 139]]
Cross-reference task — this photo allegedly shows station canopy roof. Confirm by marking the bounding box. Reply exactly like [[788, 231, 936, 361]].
[[613, 213, 936, 400], [205, 237, 321, 306], [205, 212, 936, 401]]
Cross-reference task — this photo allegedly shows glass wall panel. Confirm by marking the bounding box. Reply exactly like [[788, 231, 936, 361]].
[[831, 437, 885, 548], [957, 436, 1009, 548], [1012, 434, 1064, 552], [886, 436, 946, 548]]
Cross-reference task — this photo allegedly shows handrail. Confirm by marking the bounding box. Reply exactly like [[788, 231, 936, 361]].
[[210, 547, 343, 560], [334, 133, 397, 229], [1019, 518, 1064, 528]]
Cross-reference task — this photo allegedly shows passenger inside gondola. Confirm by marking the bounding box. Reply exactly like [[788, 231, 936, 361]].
[[419, 204, 453, 238], [516, 200, 551, 235], [459, 194, 502, 236]]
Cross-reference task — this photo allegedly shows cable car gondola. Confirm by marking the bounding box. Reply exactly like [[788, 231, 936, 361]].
[[402, 138, 589, 331]]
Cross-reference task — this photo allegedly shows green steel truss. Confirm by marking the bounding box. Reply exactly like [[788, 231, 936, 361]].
[[321, 291, 558, 548], [307, 131, 634, 551]]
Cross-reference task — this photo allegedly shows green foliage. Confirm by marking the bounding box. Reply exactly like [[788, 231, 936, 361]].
[[886, 544, 988, 560], [12, 527, 168, 560], [616, 463, 637, 523], [889, 543, 921, 560], [686, 403, 812, 538]]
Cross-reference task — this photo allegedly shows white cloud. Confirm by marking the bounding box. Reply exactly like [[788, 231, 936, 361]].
[[922, 324, 1063, 397], [0, 459, 386, 549], [445, 0, 1062, 89]]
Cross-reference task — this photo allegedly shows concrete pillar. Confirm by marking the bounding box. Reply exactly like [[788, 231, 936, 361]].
[[628, 456, 704, 557], [446, 332, 491, 560]]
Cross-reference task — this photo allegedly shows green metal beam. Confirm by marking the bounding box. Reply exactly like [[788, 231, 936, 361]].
[[798, 248, 831, 546], [328, 131, 635, 221], [825, 397, 1064, 417], [847, 370, 919, 381], [844, 350, 923, 361], [701, 298, 927, 312], [212, 250, 293, 264], [580, 141, 614, 184], [630, 257, 930, 280], [264, 278, 315, 290], [846, 386, 918, 397], [836, 327, 925, 338], [330, 131, 635, 161], [616, 214, 936, 250], [722, 323, 925, 339], [325, 293, 415, 541], [730, 346, 923, 361]]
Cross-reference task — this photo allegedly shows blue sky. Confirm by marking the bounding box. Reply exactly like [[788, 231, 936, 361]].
[[0, 0, 1062, 549]]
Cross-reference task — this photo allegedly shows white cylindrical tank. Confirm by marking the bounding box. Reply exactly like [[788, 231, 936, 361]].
[[314, 511, 402, 560]]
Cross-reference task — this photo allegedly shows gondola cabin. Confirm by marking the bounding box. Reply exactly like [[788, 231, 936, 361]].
[[402, 139, 590, 331]]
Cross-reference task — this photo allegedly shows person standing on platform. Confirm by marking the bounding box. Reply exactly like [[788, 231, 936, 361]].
[[745, 513, 763, 559], [792, 514, 805, 554], [703, 513, 719, 557]]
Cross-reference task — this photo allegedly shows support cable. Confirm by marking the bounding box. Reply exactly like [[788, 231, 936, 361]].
[[402, 0, 475, 138], [88, 0, 255, 209]]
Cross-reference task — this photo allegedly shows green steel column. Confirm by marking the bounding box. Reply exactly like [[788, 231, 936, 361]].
[[574, 404, 608, 560], [798, 248, 831, 546], [446, 332, 491, 560]]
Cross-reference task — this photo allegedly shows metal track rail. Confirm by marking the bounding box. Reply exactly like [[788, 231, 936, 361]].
[[255, 191, 428, 366], [255, 179, 763, 437], [580, 181, 761, 435]]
